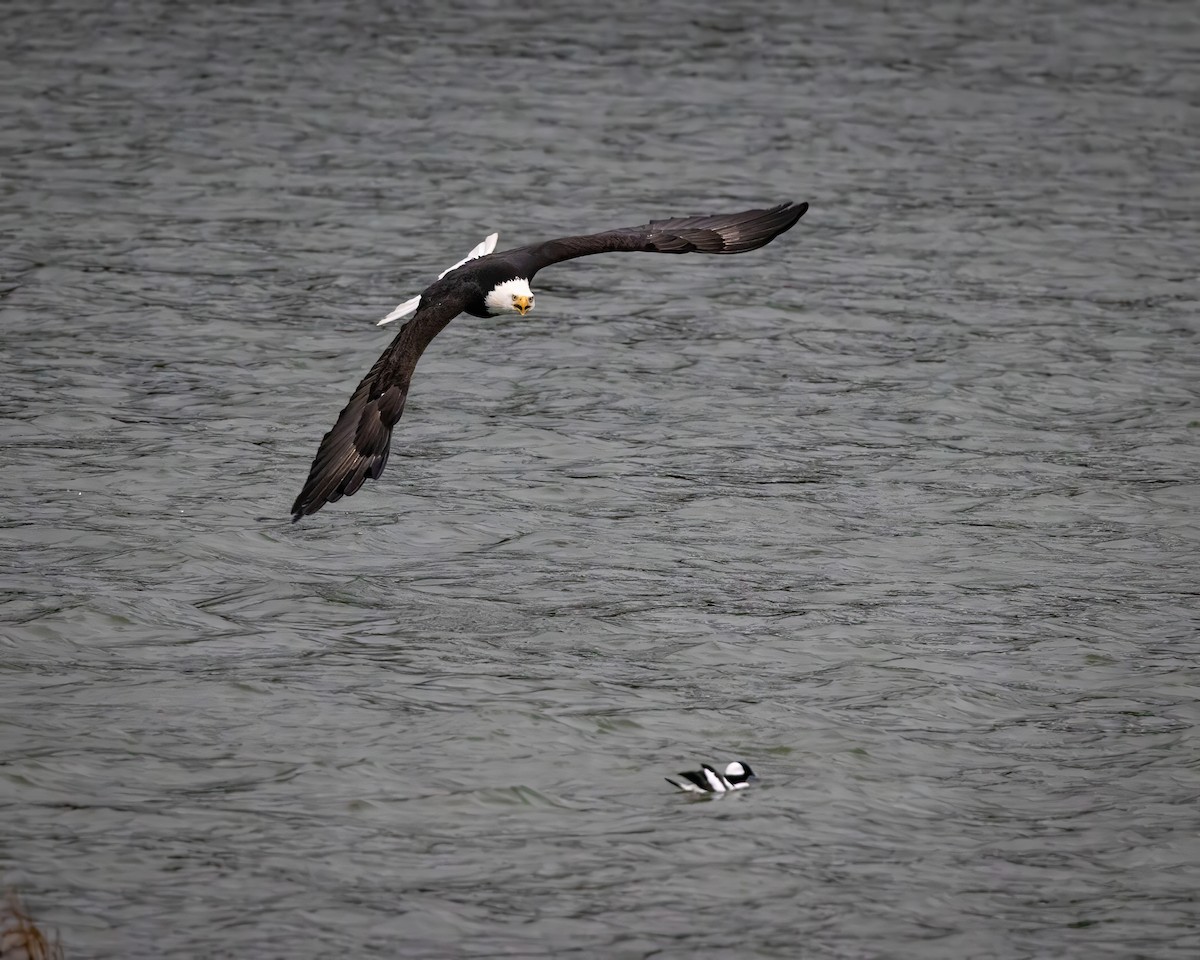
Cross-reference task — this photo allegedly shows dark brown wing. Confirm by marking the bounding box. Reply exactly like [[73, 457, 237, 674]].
[[290, 296, 463, 521], [503, 201, 807, 278]]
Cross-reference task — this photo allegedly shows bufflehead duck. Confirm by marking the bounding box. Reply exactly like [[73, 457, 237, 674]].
[[666, 761, 757, 794]]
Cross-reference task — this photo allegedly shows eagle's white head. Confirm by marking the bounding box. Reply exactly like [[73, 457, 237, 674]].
[[485, 277, 535, 317]]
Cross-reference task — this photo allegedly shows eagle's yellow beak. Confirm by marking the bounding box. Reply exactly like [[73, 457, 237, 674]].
[[513, 295, 531, 316]]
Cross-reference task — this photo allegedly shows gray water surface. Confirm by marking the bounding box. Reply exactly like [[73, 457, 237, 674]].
[[2, 1, 1199, 957]]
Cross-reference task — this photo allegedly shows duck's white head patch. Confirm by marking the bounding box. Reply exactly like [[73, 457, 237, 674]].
[[484, 277, 535, 317]]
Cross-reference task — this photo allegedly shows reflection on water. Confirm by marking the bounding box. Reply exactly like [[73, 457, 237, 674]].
[[1, 0, 1197, 957]]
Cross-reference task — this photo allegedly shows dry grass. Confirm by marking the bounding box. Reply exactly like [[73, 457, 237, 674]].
[[0, 890, 64, 960]]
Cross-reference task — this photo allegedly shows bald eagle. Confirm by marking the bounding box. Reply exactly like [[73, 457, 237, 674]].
[[291, 200, 808, 521]]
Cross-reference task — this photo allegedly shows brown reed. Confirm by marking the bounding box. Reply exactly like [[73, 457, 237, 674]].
[[0, 890, 64, 960]]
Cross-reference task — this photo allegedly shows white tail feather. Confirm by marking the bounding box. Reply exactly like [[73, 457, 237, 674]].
[[377, 295, 422, 326], [438, 232, 498, 279], [377, 232, 499, 326]]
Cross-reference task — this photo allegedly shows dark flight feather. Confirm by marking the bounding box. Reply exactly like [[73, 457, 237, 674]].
[[507, 201, 807, 276], [291, 201, 808, 521], [290, 303, 459, 519]]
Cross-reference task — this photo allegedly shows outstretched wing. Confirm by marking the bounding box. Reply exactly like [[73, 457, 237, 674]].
[[291, 296, 464, 521], [504, 201, 807, 278]]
